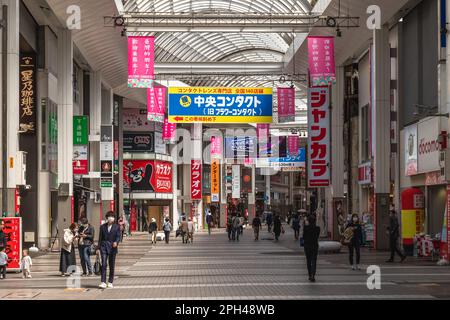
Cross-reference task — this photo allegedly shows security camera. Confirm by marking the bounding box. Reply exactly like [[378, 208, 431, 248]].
[[25, 185, 32, 190]]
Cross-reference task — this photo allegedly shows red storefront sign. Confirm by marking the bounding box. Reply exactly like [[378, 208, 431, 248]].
[[127, 36, 155, 88], [191, 160, 202, 200], [358, 162, 373, 185], [277, 87, 296, 123], [307, 87, 330, 187], [124, 160, 173, 193], [147, 87, 166, 122], [1, 217, 22, 270]]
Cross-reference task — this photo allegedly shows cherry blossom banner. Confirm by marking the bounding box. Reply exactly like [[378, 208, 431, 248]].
[[162, 118, 176, 142], [147, 87, 166, 122], [128, 36, 155, 88], [288, 136, 300, 157], [307, 87, 330, 187], [308, 36, 336, 86], [277, 87, 296, 123]]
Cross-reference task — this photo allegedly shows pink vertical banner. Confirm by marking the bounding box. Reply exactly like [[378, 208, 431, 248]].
[[210, 136, 222, 158], [257, 124, 270, 158], [128, 36, 155, 88], [288, 136, 300, 157], [277, 87, 296, 123], [147, 87, 166, 122], [307, 36, 336, 86], [163, 118, 176, 142]]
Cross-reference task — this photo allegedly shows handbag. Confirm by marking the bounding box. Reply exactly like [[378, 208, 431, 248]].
[[89, 243, 97, 256], [341, 227, 354, 246], [175, 229, 181, 238], [94, 254, 101, 275]]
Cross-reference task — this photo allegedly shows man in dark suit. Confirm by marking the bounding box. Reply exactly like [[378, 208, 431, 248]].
[[97, 211, 121, 289]]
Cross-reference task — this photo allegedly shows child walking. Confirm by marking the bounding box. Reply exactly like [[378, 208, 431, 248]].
[[21, 249, 32, 278], [0, 247, 8, 279]]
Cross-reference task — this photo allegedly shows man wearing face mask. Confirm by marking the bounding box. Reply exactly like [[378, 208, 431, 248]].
[[97, 211, 121, 289]]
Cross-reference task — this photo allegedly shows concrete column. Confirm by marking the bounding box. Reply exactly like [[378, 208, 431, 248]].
[[373, 26, 391, 250], [0, 0, 19, 216], [56, 29, 73, 229], [89, 71, 101, 229]]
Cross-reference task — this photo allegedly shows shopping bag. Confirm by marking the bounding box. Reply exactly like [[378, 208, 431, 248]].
[[94, 254, 101, 275]]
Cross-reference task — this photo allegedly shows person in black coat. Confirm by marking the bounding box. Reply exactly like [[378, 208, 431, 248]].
[[347, 214, 363, 270], [303, 215, 320, 282], [78, 217, 95, 276], [386, 210, 406, 263], [273, 214, 282, 241], [97, 211, 121, 289]]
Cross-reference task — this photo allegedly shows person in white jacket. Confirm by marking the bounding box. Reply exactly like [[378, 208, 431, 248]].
[[59, 223, 78, 276], [21, 249, 32, 278]]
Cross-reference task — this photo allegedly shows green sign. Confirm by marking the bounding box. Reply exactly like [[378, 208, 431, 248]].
[[73, 116, 88, 145], [101, 180, 113, 188]]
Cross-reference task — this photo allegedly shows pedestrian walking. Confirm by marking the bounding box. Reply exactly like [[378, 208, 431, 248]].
[[231, 215, 241, 241], [97, 211, 121, 289], [21, 249, 32, 279], [386, 210, 407, 263], [118, 215, 125, 242], [346, 214, 363, 270], [180, 217, 189, 244], [187, 218, 195, 244], [273, 214, 283, 241], [163, 218, 172, 244], [78, 217, 95, 277], [149, 218, 158, 244], [226, 215, 233, 241], [59, 223, 78, 277], [206, 210, 213, 235], [0, 247, 7, 279], [303, 215, 320, 282], [252, 214, 262, 240], [266, 212, 273, 233], [292, 214, 300, 240]]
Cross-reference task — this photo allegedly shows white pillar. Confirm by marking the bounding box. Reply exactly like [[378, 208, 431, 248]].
[[0, 0, 20, 215], [373, 25, 391, 250]]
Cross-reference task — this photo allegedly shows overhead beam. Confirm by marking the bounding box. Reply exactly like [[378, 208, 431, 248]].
[[105, 13, 360, 33], [154, 62, 285, 74], [152, 73, 307, 82]]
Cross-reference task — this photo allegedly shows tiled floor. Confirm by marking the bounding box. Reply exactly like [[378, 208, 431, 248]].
[[0, 226, 449, 300]]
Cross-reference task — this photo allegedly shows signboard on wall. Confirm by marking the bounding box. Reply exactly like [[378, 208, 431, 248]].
[[123, 109, 155, 132], [19, 54, 37, 134], [225, 137, 257, 159], [404, 124, 418, 176], [232, 165, 241, 199], [101, 126, 113, 188], [127, 36, 155, 88], [307, 87, 330, 187], [417, 117, 441, 174], [154, 131, 166, 154], [123, 132, 155, 153], [123, 160, 173, 193], [0, 217, 22, 270], [191, 160, 202, 200], [168, 87, 273, 124], [211, 159, 220, 202], [73, 145, 88, 175]]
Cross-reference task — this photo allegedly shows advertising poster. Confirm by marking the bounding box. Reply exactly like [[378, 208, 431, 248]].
[[404, 124, 418, 176], [128, 36, 155, 88], [308, 36, 336, 86], [123, 160, 173, 193], [307, 87, 330, 187], [169, 87, 273, 124], [0, 217, 22, 270], [73, 145, 88, 175], [241, 167, 252, 193]]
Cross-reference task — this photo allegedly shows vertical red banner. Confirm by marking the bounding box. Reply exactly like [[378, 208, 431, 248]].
[[288, 136, 300, 157], [147, 86, 166, 122], [1, 217, 22, 270], [277, 87, 296, 123], [308, 36, 336, 86], [163, 118, 176, 142], [130, 203, 137, 232], [128, 36, 155, 88], [191, 160, 202, 200]]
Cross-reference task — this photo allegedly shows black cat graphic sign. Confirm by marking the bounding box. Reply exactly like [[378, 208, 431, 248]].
[[124, 160, 173, 193]]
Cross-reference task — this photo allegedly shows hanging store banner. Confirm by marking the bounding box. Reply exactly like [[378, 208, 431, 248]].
[[163, 118, 177, 142], [288, 136, 300, 157], [210, 136, 222, 158], [154, 131, 166, 154], [123, 132, 155, 153], [73, 116, 89, 145], [404, 124, 418, 176], [168, 87, 273, 124], [73, 145, 88, 175], [127, 36, 155, 88], [307, 36, 336, 86], [0, 217, 22, 270], [123, 160, 173, 193], [225, 137, 257, 159], [191, 160, 202, 200], [147, 87, 166, 122], [277, 87, 296, 123], [417, 117, 442, 174], [211, 159, 220, 202], [19, 53, 37, 134], [232, 165, 241, 199], [307, 87, 330, 187], [123, 109, 155, 132], [101, 126, 113, 187], [241, 167, 252, 194], [257, 124, 271, 158]]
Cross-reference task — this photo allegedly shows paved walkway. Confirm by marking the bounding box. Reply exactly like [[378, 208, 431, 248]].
[[0, 226, 449, 300]]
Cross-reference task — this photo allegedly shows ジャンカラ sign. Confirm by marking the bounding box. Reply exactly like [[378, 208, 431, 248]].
[[169, 87, 273, 124]]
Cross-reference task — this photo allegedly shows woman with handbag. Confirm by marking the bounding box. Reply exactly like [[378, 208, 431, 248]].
[[346, 214, 363, 270], [78, 218, 95, 277], [59, 223, 78, 277]]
